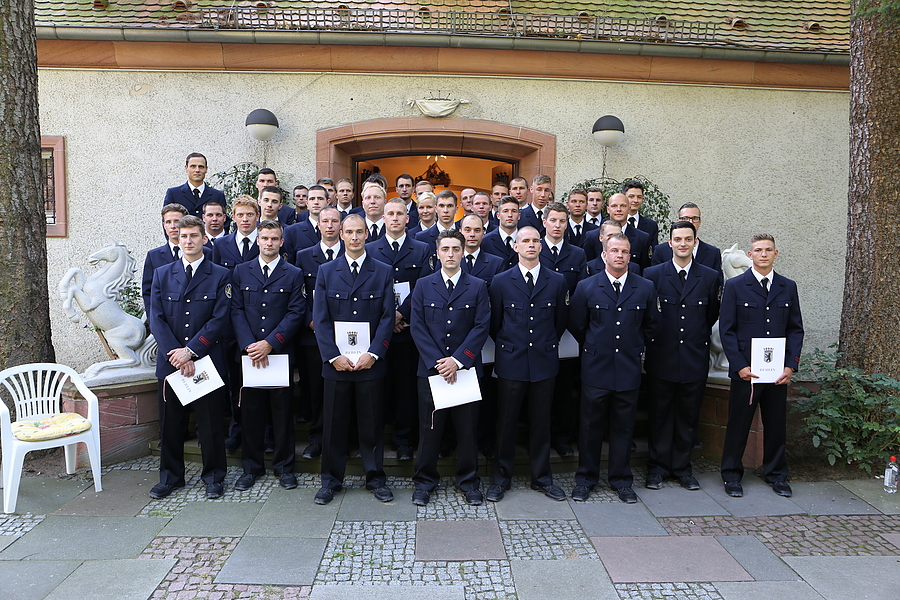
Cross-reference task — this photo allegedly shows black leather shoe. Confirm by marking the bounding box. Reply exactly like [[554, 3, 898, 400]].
[[465, 489, 484, 506], [553, 442, 575, 457], [224, 438, 240, 453], [234, 473, 258, 491], [302, 443, 322, 459], [724, 481, 743, 497], [149, 482, 184, 499], [645, 473, 664, 490], [680, 475, 701, 491], [279, 473, 298, 490], [571, 485, 592, 502], [205, 482, 224, 499], [486, 484, 506, 502], [371, 485, 394, 502], [397, 445, 413, 461], [315, 486, 339, 505], [412, 489, 431, 506], [617, 487, 639, 503], [531, 482, 566, 501], [771, 481, 793, 497]]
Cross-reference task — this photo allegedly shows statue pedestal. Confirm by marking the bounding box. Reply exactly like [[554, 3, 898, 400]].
[[63, 379, 158, 467], [697, 378, 764, 470]]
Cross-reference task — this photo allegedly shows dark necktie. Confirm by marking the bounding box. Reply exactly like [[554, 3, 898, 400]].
[[526, 271, 535, 294], [371, 224, 378, 239], [392, 241, 400, 255], [536, 209, 543, 221], [447, 279, 454, 294], [505, 236, 513, 251], [761, 277, 769, 295], [241, 237, 250, 261], [628, 216, 636, 229], [326, 248, 334, 262], [351, 261, 359, 281], [574, 224, 581, 239], [315, 226, 321, 240], [679, 269, 687, 287], [614, 280, 621, 297], [466, 254, 475, 272], [590, 217, 599, 226], [193, 188, 200, 206], [551, 246, 559, 260], [263, 264, 270, 280], [173, 246, 180, 260], [185, 263, 193, 284]]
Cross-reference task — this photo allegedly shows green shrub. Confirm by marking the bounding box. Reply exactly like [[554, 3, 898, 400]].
[[561, 174, 672, 226], [793, 347, 900, 473]]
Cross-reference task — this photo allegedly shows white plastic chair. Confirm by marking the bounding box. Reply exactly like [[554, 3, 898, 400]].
[[0, 363, 102, 513]]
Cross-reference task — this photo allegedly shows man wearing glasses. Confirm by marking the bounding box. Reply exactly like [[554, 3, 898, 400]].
[[650, 203, 722, 272]]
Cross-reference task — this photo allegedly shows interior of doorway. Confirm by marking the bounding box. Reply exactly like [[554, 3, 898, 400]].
[[355, 155, 516, 203]]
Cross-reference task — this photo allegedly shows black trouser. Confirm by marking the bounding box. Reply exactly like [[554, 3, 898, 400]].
[[575, 384, 639, 490], [240, 386, 295, 476], [646, 376, 706, 479], [413, 377, 480, 493], [720, 379, 788, 484], [320, 378, 386, 490], [158, 380, 226, 487], [493, 377, 555, 489], [384, 340, 419, 448], [550, 358, 580, 448], [300, 345, 325, 445]]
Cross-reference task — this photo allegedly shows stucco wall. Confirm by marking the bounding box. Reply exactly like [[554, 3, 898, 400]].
[[38, 68, 848, 371]]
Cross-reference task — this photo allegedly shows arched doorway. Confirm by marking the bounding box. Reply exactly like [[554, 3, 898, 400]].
[[316, 117, 556, 192]]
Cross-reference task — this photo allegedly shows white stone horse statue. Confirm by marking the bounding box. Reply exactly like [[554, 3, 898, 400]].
[[59, 240, 157, 382], [709, 244, 753, 376]]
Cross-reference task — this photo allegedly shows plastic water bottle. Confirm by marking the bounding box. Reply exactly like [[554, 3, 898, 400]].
[[884, 456, 898, 493]]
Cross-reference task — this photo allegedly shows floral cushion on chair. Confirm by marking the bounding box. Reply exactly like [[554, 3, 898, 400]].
[[11, 413, 92, 441]]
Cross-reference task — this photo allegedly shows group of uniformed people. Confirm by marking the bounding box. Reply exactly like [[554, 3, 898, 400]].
[[143, 153, 803, 506]]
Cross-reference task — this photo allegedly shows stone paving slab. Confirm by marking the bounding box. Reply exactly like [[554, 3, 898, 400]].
[[216, 536, 327, 586], [784, 556, 900, 600], [9, 477, 92, 516], [695, 472, 805, 517], [788, 482, 882, 516], [615, 582, 725, 599], [714, 580, 824, 600], [0, 536, 15, 552], [45, 558, 176, 600], [882, 533, 900, 550], [336, 487, 418, 521], [0, 515, 167, 560], [838, 479, 900, 515], [160, 501, 261, 537], [571, 502, 669, 537], [309, 584, 466, 600], [416, 520, 506, 561], [715, 535, 799, 581], [592, 536, 752, 583], [638, 486, 731, 518], [246, 487, 338, 538], [512, 558, 619, 600], [54, 469, 154, 517], [493, 488, 576, 520], [0, 559, 81, 600]]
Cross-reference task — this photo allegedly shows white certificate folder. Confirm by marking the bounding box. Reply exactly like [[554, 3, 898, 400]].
[[334, 321, 371, 365], [241, 354, 290, 388], [428, 368, 482, 411], [750, 337, 786, 383], [165, 355, 225, 406]]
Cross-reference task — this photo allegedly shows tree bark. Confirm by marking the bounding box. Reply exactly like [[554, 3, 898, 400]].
[[839, 2, 900, 376], [0, 0, 56, 390]]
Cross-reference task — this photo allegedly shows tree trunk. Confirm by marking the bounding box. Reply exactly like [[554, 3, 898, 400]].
[[839, 3, 900, 377], [0, 0, 56, 392]]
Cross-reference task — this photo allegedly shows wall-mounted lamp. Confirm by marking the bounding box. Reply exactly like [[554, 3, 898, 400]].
[[245, 109, 279, 141], [592, 115, 624, 178]]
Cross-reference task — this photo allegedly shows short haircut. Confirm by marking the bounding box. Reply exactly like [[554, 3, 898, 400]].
[[177, 215, 204, 232], [598, 221, 622, 236], [678, 202, 700, 214], [316, 177, 335, 187], [232, 195, 260, 214], [532, 174, 551, 186], [396, 173, 414, 185], [544, 202, 569, 218], [201, 199, 225, 213], [258, 219, 283, 236], [436, 190, 458, 204], [307, 185, 328, 196], [568, 188, 587, 200], [257, 167, 277, 178], [336, 178, 353, 188], [460, 214, 484, 229], [319, 207, 341, 221], [365, 173, 388, 189], [621, 179, 644, 193], [261, 185, 282, 199], [605, 232, 631, 248], [416, 191, 436, 204], [510, 176, 528, 187], [185, 152, 206, 165], [342, 213, 366, 230], [293, 185, 308, 193], [436, 229, 465, 246], [162, 203, 188, 218], [669, 220, 697, 237], [750, 233, 775, 245], [587, 186, 604, 195], [492, 181, 509, 190], [415, 180, 434, 191], [384, 198, 408, 212], [362, 182, 387, 198], [473, 191, 491, 202], [499, 195, 520, 208]]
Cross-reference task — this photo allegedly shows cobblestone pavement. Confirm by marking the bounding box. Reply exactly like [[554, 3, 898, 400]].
[[615, 583, 724, 600]]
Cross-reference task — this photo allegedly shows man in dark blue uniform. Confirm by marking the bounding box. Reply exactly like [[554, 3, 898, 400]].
[[623, 180, 659, 248], [409, 229, 490, 506], [367, 198, 434, 461], [416, 190, 459, 249], [313, 214, 396, 505], [651, 203, 722, 272], [719, 233, 803, 498], [142, 203, 189, 316], [395, 174, 420, 230], [202, 200, 228, 248], [564, 188, 598, 248], [480, 196, 521, 270], [283, 185, 329, 263], [568, 233, 657, 503], [295, 207, 344, 460], [583, 193, 651, 270], [148, 216, 231, 500], [470, 192, 497, 233], [517, 174, 553, 235], [642, 221, 722, 492], [255, 168, 296, 227], [360, 182, 387, 242], [487, 226, 569, 503], [230, 220, 307, 492], [163, 153, 226, 219]]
